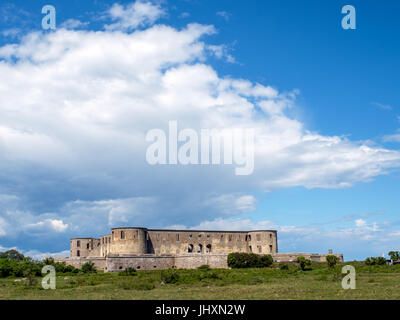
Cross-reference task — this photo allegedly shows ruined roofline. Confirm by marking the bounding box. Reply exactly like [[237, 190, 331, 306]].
[[110, 227, 277, 233], [70, 237, 98, 240]]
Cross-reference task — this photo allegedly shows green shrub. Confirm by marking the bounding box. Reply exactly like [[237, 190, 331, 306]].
[[119, 267, 137, 276], [21, 261, 42, 277], [205, 271, 220, 280], [161, 269, 180, 284], [81, 262, 96, 273], [388, 251, 400, 261], [279, 263, 289, 270], [197, 270, 221, 281], [23, 269, 38, 287], [296, 256, 312, 271], [227, 253, 274, 269], [0, 256, 42, 278], [197, 265, 211, 271], [0, 253, 77, 279], [53, 262, 76, 273], [42, 257, 55, 265], [365, 257, 387, 266], [260, 255, 274, 267], [0, 258, 13, 277], [326, 255, 339, 268], [247, 253, 261, 267], [227, 253, 246, 268], [65, 264, 79, 273], [41, 258, 78, 274]]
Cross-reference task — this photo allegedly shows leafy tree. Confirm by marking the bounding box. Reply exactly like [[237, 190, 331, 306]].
[[54, 262, 77, 273], [41, 258, 78, 274], [0, 255, 42, 278], [260, 255, 274, 267], [81, 262, 96, 273], [326, 255, 339, 268], [296, 256, 312, 271], [388, 251, 400, 261], [0, 252, 78, 279], [247, 253, 261, 267], [0, 258, 13, 277], [227, 253, 247, 268], [23, 268, 38, 287], [0, 249, 24, 262], [365, 257, 387, 266], [227, 253, 274, 269], [42, 257, 55, 265]]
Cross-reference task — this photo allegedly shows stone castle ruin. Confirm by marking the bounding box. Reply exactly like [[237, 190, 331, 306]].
[[54, 227, 343, 271]]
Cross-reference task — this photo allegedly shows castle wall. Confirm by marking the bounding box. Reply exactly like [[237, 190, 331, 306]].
[[273, 252, 344, 263], [106, 255, 175, 271], [54, 256, 107, 270], [105, 254, 229, 271], [89, 239, 101, 257], [174, 254, 228, 269], [69, 228, 278, 257], [110, 228, 147, 255], [100, 234, 112, 257], [248, 231, 277, 254], [70, 238, 100, 258], [61, 227, 342, 272], [146, 230, 277, 255], [54, 251, 343, 272]]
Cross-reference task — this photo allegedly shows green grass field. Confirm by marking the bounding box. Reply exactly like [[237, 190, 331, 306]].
[[1, 262, 400, 300]]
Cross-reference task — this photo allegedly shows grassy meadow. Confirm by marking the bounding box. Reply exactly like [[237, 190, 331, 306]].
[[1, 262, 400, 300]]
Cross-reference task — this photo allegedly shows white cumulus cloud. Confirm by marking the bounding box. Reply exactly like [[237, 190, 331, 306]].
[[0, 2, 399, 255], [355, 219, 366, 227], [105, 1, 165, 31]]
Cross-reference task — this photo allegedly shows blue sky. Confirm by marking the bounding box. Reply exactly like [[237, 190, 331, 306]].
[[0, 0, 399, 261]]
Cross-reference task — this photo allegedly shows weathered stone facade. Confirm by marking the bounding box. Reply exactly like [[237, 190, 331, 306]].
[[71, 227, 278, 258], [55, 227, 343, 272]]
